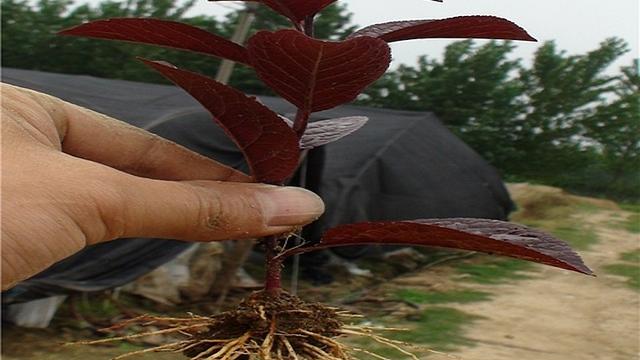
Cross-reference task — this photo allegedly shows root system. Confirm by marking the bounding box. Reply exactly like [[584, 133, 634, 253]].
[[73, 291, 425, 360]]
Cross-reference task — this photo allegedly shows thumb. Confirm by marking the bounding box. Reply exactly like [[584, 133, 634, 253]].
[[97, 174, 325, 243]]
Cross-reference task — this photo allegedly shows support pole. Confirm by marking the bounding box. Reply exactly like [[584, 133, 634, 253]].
[[215, 3, 258, 84], [211, 3, 259, 306]]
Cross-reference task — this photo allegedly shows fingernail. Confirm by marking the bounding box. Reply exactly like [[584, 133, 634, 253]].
[[258, 187, 325, 227]]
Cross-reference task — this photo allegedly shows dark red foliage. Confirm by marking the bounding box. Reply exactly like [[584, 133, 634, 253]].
[[141, 59, 299, 184], [212, 0, 337, 24], [60, 18, 250, 64], [285, 218, 593, 275], [61, 1, 592, 287], [247, 30, 391, 113], [349, 16, 536, 43]]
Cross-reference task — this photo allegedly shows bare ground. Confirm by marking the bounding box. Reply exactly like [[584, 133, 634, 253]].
[[365, 186, 640, 360], [448, 212, 639, 360]]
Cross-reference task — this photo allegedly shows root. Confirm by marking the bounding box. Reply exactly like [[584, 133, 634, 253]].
[[70, 323, 210, 345], [192, 331, 251, 359], [341, 328, 419, 360], [113, 341, 190, 360], [70, 291, 444, 360], [258, 318, 276, 359]]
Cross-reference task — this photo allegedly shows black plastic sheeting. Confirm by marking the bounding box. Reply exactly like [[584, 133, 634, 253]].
[[2, 68, 514, 303]]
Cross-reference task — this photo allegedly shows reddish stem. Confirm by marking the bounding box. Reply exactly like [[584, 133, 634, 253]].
[[264, 236, 283, 295], [291, 15, 316, 137], [292, 109, 310, 137], [262, 12, 316, 296]]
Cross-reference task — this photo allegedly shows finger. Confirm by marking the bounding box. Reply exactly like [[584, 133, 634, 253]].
[[13, 84, 251, 182], [95, 172, 325, 243]]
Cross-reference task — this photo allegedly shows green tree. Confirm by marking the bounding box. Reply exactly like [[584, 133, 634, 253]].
[[359, 40, 527, 167], [1, 0, 224, 82], [580, 60, 640, 199], [589, 60, 640, 174], [1, 0, 356, 92], [514, 38, 629, 178], [359, 38, 634, 199]]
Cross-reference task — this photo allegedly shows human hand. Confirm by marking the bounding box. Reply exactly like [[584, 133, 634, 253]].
[[1, 83, 324, 290]]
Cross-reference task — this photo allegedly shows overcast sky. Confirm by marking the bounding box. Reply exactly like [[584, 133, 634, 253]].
[[184, 0, 639, 72]]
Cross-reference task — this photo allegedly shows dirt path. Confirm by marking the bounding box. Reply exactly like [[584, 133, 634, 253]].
[[447, 210, 640, 360]]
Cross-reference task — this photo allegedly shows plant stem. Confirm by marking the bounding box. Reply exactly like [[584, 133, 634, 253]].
[[264, 236, 283, 295], [262, 13, 316, 297], [303, 14, 315, 37], [292, 15, 315, 136], [293, 109, 310, 137]]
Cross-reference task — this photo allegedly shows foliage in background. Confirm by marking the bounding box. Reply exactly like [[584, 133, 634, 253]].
[[580, 60, 640, 200], [1, 0, 353, 92], [1, 0, 221, 82], [2, 0, 638, 201], [359, 39, 638, 201]]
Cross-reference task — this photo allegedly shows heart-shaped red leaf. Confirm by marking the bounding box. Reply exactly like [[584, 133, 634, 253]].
[[286, 218, 592, 275], [349, 16, 536, 43], [60, 18, 250, 64], [141, 59, 299, 184], [212, 0, 336, 24], [247, 30, 391, 113]]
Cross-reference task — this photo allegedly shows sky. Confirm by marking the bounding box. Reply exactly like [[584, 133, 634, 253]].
[[183, 0, 639, 72]]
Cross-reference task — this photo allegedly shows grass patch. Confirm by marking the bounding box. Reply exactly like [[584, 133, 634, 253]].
[[342, 340, 403, 359], [117, 342, 147, 352], [604, 249, 640, 292], [575, 202, 604, 213], [625, 213, 640, 233], [513, 194, 600, 250], [74, 295, 120, 319], [455, 258, 534, 284], [620, 203, 640, 213], [548, 225, 599, 250], [516, 214, 599, 250], [604, 264, 640, 291], [621, 249, 640, 263], [395, 289, 491, 304], [345, 307, 483, 355], [390, 307, 482, 351]]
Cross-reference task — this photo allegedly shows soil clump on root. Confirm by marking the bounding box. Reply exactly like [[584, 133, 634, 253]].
[[181, 291, 346, 359]]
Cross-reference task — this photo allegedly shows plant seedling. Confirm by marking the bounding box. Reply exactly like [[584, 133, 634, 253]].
[[60, 1, 593, 359]]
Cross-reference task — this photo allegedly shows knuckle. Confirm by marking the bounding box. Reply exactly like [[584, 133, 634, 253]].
[[55, 165, 129, 244], [192, 187, 265, 240], [195, 189, 231, 235], [90, 175, 129, 240], [124, 135, 166, 175]]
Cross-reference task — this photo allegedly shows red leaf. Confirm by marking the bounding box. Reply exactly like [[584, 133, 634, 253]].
[[348, 16, 536, 43], [141, 59, 299, 184], [60, 18, 250, 64], [212, 0, 336, 24], [247, 30, 391, 113], [286, 218, 592, 275]]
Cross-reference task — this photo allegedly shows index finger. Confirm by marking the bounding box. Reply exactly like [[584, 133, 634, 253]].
[[17, 84, 252, 182]]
